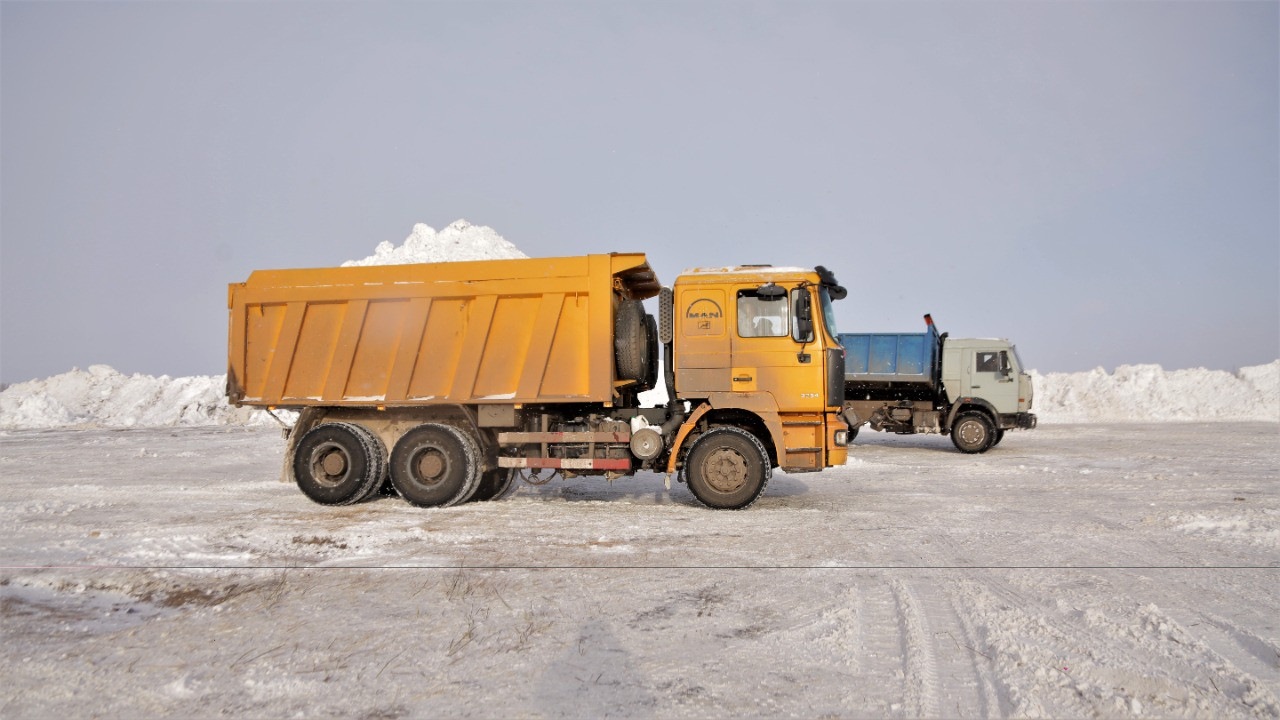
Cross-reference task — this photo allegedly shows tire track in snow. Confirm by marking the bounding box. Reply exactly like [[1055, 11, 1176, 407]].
[[956, 571, 1280, 717], [934, 577, 1004, 718], [890, 578, 941, 718], [818, 579, 903, 713], [1195, 610, 1280, 679]]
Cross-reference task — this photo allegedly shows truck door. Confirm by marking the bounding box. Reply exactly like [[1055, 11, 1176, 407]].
[[970, 349, 1019, 415], [730, 286, 826, 413]]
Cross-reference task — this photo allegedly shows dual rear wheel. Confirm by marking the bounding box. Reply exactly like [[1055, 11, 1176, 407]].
[[294, 421, 512, 507], [292, 422, 387, 506]]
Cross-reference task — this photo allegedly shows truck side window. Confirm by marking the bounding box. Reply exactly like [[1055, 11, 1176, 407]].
[[976, 352, 1001, 372], [737, 290, 788, 338]]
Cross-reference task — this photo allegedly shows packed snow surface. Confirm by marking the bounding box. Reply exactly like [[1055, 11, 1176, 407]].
[[1, 424, 1276, 718], [341, 219, 527, 266]]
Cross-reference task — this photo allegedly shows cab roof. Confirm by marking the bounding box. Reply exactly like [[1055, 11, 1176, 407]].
[[676, 265, 818, 284]]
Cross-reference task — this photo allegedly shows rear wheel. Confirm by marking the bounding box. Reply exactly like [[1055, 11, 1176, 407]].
[[684, 427, 771, 510], [389, 424, 481, 507], [470, 468, 517, 502], [951, 412, 994, 454], [292, 422, 387, 505]]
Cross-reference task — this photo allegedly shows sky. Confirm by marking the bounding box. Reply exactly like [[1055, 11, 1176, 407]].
[[1, 0, 1277, 384]]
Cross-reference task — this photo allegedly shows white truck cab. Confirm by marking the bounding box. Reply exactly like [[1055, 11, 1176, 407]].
[[941, 339, 1035, 419]]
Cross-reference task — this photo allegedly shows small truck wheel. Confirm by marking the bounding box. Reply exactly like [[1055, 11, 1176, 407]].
[[951, 412, 995, 454], [293, 422, 386, 505], [389, 424, 480, 507], [684, 427, 771, 509]]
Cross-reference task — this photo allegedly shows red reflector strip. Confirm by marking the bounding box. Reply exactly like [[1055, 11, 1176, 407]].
[[499, 457, 632, 470]]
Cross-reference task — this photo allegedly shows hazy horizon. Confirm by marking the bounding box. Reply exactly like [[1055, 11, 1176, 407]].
[[3, 1, 1277, 383]]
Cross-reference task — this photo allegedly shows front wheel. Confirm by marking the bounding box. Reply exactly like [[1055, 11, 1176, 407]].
[[951, 412, 995, 454], [990, 429, 1005, 448], [684, 427, 771, 510]]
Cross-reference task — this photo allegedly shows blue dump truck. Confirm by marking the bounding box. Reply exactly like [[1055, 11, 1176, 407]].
[[839, 315, 1037, 453]]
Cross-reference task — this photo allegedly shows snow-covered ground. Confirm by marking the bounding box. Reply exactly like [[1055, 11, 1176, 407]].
[[1, 423, 1276, 718]]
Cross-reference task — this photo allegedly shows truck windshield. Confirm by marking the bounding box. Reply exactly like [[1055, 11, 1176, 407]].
[[1011, 345, 1025, 372], [819, 287, 839, 337]]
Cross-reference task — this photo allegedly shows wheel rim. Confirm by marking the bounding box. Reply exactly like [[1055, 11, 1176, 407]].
[[704, 447, 748, 493], [958, 420, 986, 448], [412, 448, 448, 487], [311, 442, 351, 487]]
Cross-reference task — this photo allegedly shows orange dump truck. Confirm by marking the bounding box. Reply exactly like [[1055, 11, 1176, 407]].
[[228, 253, 850, 509]]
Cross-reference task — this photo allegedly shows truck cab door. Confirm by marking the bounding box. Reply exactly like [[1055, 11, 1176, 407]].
[[729, 286, 826, 413], [969, 349, 1019, 415]]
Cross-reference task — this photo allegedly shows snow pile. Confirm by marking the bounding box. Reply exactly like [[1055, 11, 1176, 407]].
[[341, 220, 527, 266], [1031, 361, 1279, 423], [5, 361, 1274, 430], [0, 365, 276, 430]]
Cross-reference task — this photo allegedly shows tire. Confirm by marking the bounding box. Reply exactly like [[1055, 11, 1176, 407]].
[[470, 468, 517, 502], [684, 427, 771, 510], [641, 313, 659, 392], [292, 422, 387, 506], [990, 429, 1005, 448], [389, 424, 481, 507], [848, 425, 859, 442], [615, 300, 650, 382], [951, 412, 995, 454]]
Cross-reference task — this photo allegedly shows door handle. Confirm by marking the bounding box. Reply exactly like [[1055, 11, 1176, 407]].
[[733, 375, 753, 383], [971, 385, 982, 389]]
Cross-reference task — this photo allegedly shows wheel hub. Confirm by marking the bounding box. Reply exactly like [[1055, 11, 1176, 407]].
[[416, 450, 446, 484], [704, 448, 748, 493], [959, 422, 986, 446], [321, 450, 347, 476]]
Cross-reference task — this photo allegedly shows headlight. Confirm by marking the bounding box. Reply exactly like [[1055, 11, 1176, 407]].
[[834, 430, 848, 446]]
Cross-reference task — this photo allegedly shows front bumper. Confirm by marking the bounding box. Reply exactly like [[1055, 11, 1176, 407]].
[[999, 412, 1038, 430]]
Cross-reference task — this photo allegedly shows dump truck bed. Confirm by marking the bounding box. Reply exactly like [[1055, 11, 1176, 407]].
[[227, 254, 659, 408], [839, 323, 941, 387]]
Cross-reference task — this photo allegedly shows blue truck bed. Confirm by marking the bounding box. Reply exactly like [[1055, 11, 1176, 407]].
[[839, 318, 940, 385]]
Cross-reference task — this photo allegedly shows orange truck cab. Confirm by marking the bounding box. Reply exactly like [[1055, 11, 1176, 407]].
[[668, 266, 849, 477]]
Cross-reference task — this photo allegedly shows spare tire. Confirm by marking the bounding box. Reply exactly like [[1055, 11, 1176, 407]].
[[641, 313, 659, 392], [615, 300, 650, 382]]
